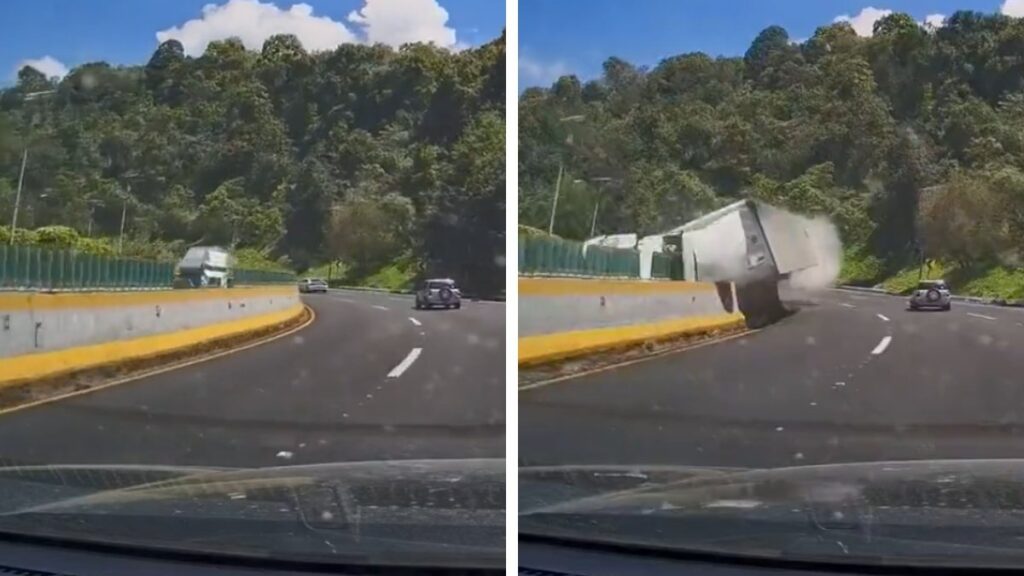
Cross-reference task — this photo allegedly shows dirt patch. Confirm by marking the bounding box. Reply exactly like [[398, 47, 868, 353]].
[[0, 307, 312, 411], [519, 323, 749, 388]]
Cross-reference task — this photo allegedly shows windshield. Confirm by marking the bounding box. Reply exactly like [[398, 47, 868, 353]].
[[0, 0, 505, 568], [518, 0, 1024, 569]]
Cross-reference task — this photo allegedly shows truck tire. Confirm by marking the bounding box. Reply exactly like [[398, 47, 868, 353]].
[[735, 278, 787, 329]]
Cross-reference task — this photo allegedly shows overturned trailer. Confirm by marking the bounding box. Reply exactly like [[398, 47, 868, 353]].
[[648, 200, 820, 327]]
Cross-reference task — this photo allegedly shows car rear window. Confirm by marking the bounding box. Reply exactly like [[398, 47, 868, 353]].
[[428, 281, 454, 289]]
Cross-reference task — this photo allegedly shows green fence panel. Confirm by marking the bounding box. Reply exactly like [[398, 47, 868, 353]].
[[519, 234, 645, 278], [0, 243, 296, 290]]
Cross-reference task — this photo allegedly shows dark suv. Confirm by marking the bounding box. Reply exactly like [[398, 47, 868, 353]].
[[415, 278, 461, 310]]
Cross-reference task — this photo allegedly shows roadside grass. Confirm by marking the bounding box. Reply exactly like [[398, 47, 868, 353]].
[[842, 252, 1024, 300], [360, 261, 417, 291]]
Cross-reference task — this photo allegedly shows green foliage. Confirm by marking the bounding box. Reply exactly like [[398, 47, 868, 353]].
[[519, 11, 1024, 290], [0, 32, 505, 293], [357, 258, 418, 291], [327, 193, 416, 278], [838, 248, 886, 286]]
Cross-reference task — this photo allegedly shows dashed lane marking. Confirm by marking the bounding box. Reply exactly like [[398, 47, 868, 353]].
[[387, 348, 422, 378], [871, 336, 892, 355]]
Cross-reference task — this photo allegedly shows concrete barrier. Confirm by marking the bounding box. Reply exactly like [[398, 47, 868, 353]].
[[0, 286, 302, 385], [519, 277, 745, 365]]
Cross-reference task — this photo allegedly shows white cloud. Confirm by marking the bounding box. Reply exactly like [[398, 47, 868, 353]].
[[347, 0, 458, 48], [833, 6, 893, 37], [14, 56, 69, 79], [1002, 0, 1024, 17], [519, 55, 570, 88], [924, 13, 946, 29], [156, 0, 357, 56]]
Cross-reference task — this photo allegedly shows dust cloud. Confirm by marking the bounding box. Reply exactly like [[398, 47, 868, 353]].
[[783, 217, 842, 291]]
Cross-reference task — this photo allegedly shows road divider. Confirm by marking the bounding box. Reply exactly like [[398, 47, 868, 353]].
[[519, 277, 745, 366], [0, 286, 302, 387]]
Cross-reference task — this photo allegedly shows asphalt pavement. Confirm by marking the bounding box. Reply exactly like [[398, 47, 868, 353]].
[[0, 289, 505, 468], [520, 286, 1024, 469]]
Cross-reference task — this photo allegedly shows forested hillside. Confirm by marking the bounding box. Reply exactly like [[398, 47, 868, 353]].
[[519, 11, 1024, 295], [0, 32, 505, 293]]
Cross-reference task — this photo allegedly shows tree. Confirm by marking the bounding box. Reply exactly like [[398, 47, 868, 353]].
[[326, 194, 415, 277]]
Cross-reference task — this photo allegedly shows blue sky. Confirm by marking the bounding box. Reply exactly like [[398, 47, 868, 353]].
[[0, 0, 504, 82], [520, 0, 1015, 88]]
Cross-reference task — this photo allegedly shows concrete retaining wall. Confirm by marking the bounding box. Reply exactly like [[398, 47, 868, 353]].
[[519, 278, 744, 365], [0, 287, 301, 385]]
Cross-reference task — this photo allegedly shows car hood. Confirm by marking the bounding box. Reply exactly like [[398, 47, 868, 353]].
[[520, 460, 1024, 569], [0, 459, 503, 568]]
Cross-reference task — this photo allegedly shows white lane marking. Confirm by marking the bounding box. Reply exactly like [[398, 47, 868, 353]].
[[389, 297, 408, 302], [387, 348, 422, 378], [840, 303, 856, 309], [877, 314, 890, 322], [871, 336, 892, 355], [409, 317, 422, 326], [968, 312, 997, 321], [335, 297, 356, 303], [372, 305, 389, 311]]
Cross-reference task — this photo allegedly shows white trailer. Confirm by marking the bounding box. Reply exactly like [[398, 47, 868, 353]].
[[651, 200, 818, 284]]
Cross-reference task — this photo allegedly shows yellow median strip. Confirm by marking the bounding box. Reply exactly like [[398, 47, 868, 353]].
[[518, 313, 746, 366], [519, 277, 716, 296], [0, 304, 305, 387]]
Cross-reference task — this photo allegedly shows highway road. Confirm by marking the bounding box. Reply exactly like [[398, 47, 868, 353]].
[[520, 286, 1024, 469], [0, 289, 505, 467]]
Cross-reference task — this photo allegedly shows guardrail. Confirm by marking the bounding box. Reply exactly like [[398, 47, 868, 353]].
[[0, 245, 294, 290]]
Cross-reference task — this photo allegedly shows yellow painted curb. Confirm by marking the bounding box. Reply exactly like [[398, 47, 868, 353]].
[[0, 286, 297, 312], [0, 303, 305, 386], [519, 277, 716, 296], [0, 306, 314, 417], [518, 313, 747, 366]]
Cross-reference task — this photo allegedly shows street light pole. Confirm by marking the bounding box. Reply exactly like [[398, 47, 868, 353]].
[[547, 115, 585, 236], [8, 89, 56, 246], [548, 161, 564, 235], [9, 149, 28, 245], [118, 199, 127, 254]]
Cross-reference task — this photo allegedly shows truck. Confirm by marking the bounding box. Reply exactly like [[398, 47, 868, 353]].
[[648, 200, 821, 327], [174, 246, 233, 288]]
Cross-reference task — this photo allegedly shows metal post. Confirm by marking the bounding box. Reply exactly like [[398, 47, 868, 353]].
[[118, 199, 127, 255], [10, 148, 28, 245], [548, 161, 563, 235], [589, 195, 600, 238]]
